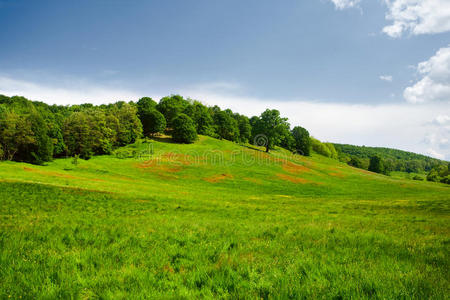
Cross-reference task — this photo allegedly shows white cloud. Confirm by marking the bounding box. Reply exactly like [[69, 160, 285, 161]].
[[0, 76, 142, 105], [329, 0, 361, 10], [383, 0, 450, 37], [426, 148, 445, 160], [432, 114, 450, 125], [379, 75, 393, 82], [0, 75, 449, 160], [404, 45, 450, 103]]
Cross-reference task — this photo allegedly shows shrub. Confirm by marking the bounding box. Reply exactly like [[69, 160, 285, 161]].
[[427, 170, 440, 182], [311, 137, 331, 157], [440, 175, 450, 184], [412, 175, 424, 181], [172, 114, 197, 143]]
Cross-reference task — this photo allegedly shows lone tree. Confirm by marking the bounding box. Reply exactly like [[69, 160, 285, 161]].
[[291, 126, 311, 156], [140, 109, 166, 137], [368, 155, 384, 174], [171, 114, 197, 143], [253, 109, 290, 152]]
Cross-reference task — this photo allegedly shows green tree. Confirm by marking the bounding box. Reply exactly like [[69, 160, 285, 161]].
[[348, 156, 363, 168], [311, 137, 331, 157], [291, 126, 311, 156], [156, 95, 190, 127], [234, 114, 252, 143], [137, 97, 157, 117], [171, 114, 197, 143], [368, 155, 384, 174], [252, 109, 290, 152], [141, 109, 166, 137], [324, 143, 338, 159], [185, 101, 215, 135], [113, 103, 142, 146], [213, 111, 239, 142]]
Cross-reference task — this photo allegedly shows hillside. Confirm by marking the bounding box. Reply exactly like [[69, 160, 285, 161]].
[[1, 136, 449, 298], [333, 143, 446, 173]]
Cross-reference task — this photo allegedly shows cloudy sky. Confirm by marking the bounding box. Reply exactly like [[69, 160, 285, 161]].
[[0, 0, 449, 159]]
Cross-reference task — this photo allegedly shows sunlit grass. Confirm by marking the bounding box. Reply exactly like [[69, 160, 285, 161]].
[[0, 136, 448, 298]]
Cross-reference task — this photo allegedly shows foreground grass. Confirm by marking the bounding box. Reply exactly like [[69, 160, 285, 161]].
[[0, 136, 449, 298]]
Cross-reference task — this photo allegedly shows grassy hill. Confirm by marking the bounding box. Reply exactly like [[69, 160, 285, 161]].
[[1, 136, 449, 298]]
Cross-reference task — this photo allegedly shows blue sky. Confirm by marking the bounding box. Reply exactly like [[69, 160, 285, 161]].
[[0, 0, 449, 159]]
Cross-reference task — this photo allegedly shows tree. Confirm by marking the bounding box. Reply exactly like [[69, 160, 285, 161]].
[[213, 111, 239, 142], [311, 137, 331, 157], [252, 109, 290, 152], [171, 114, 197, 143], [141, 109, 166, 137], [234, 114, 252, 143], [156, 95, 190, 127], [112, 103, 143, 146], [348, 156, 363, 168], [368, 155, 384, 174], [185, 101, 214, 135], [324, 143, 338, 159], [137, 97, 157, 117], [291, 126, 311, 156]]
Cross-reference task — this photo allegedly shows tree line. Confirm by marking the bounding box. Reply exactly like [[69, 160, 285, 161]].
[[333, 143, 449, 184], [1, 94, 448, 184], [0, 94, 313, 163]]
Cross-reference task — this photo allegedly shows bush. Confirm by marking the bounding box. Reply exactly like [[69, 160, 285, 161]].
[[412, 175, 424, 181], [172, 114, 197, 143], [440, 175, 450, 184], [348, 156, 363, 169], [311, 137, 331, 157], [426, 170, 440, 182], [324, 143, 338, 159]]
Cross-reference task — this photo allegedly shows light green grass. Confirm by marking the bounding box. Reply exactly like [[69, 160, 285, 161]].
[[0, 136, 449, 299]]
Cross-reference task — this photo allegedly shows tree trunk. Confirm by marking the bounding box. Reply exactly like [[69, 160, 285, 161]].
[[265, 145, 269, 153]]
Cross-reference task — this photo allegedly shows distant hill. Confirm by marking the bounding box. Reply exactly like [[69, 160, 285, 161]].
[[333, 143, 447, 173]]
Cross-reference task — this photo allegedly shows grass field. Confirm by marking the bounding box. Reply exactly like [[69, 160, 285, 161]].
[[0, 136, 449, 299]]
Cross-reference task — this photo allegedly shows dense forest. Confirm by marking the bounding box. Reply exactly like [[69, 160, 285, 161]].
[[333, 143, 449, 183], [0, 94, 448, 184]]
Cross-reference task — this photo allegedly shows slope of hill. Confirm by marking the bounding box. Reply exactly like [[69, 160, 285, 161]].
[[333, 143, 447, 172], [0, 136, 449, 298]]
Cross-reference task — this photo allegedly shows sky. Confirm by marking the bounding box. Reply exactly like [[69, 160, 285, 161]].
[[0, 0, 449, 160]]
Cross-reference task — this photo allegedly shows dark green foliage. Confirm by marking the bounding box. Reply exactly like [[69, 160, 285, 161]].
[[291, 126, 311, 156], [137, 97, 157, 117], [252, 109, 290, 152], [213, 110, 239, 142], [426, 163, 450, 184], [171, 114, 197, 143], [140, 109, 166, 137], [348, 156, 364, 169], [184, 101, 215, 136], [333, 143, 445, 173], [234, 114, 252, 143], [412, 175, 424, 181], [440, 175, 450, 184], [369, 155, 385, 174], [156, 95, 190, 127], [112, 103, 142, 146]]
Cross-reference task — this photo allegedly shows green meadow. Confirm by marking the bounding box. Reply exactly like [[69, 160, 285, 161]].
[[0, 136, 449, 299]]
